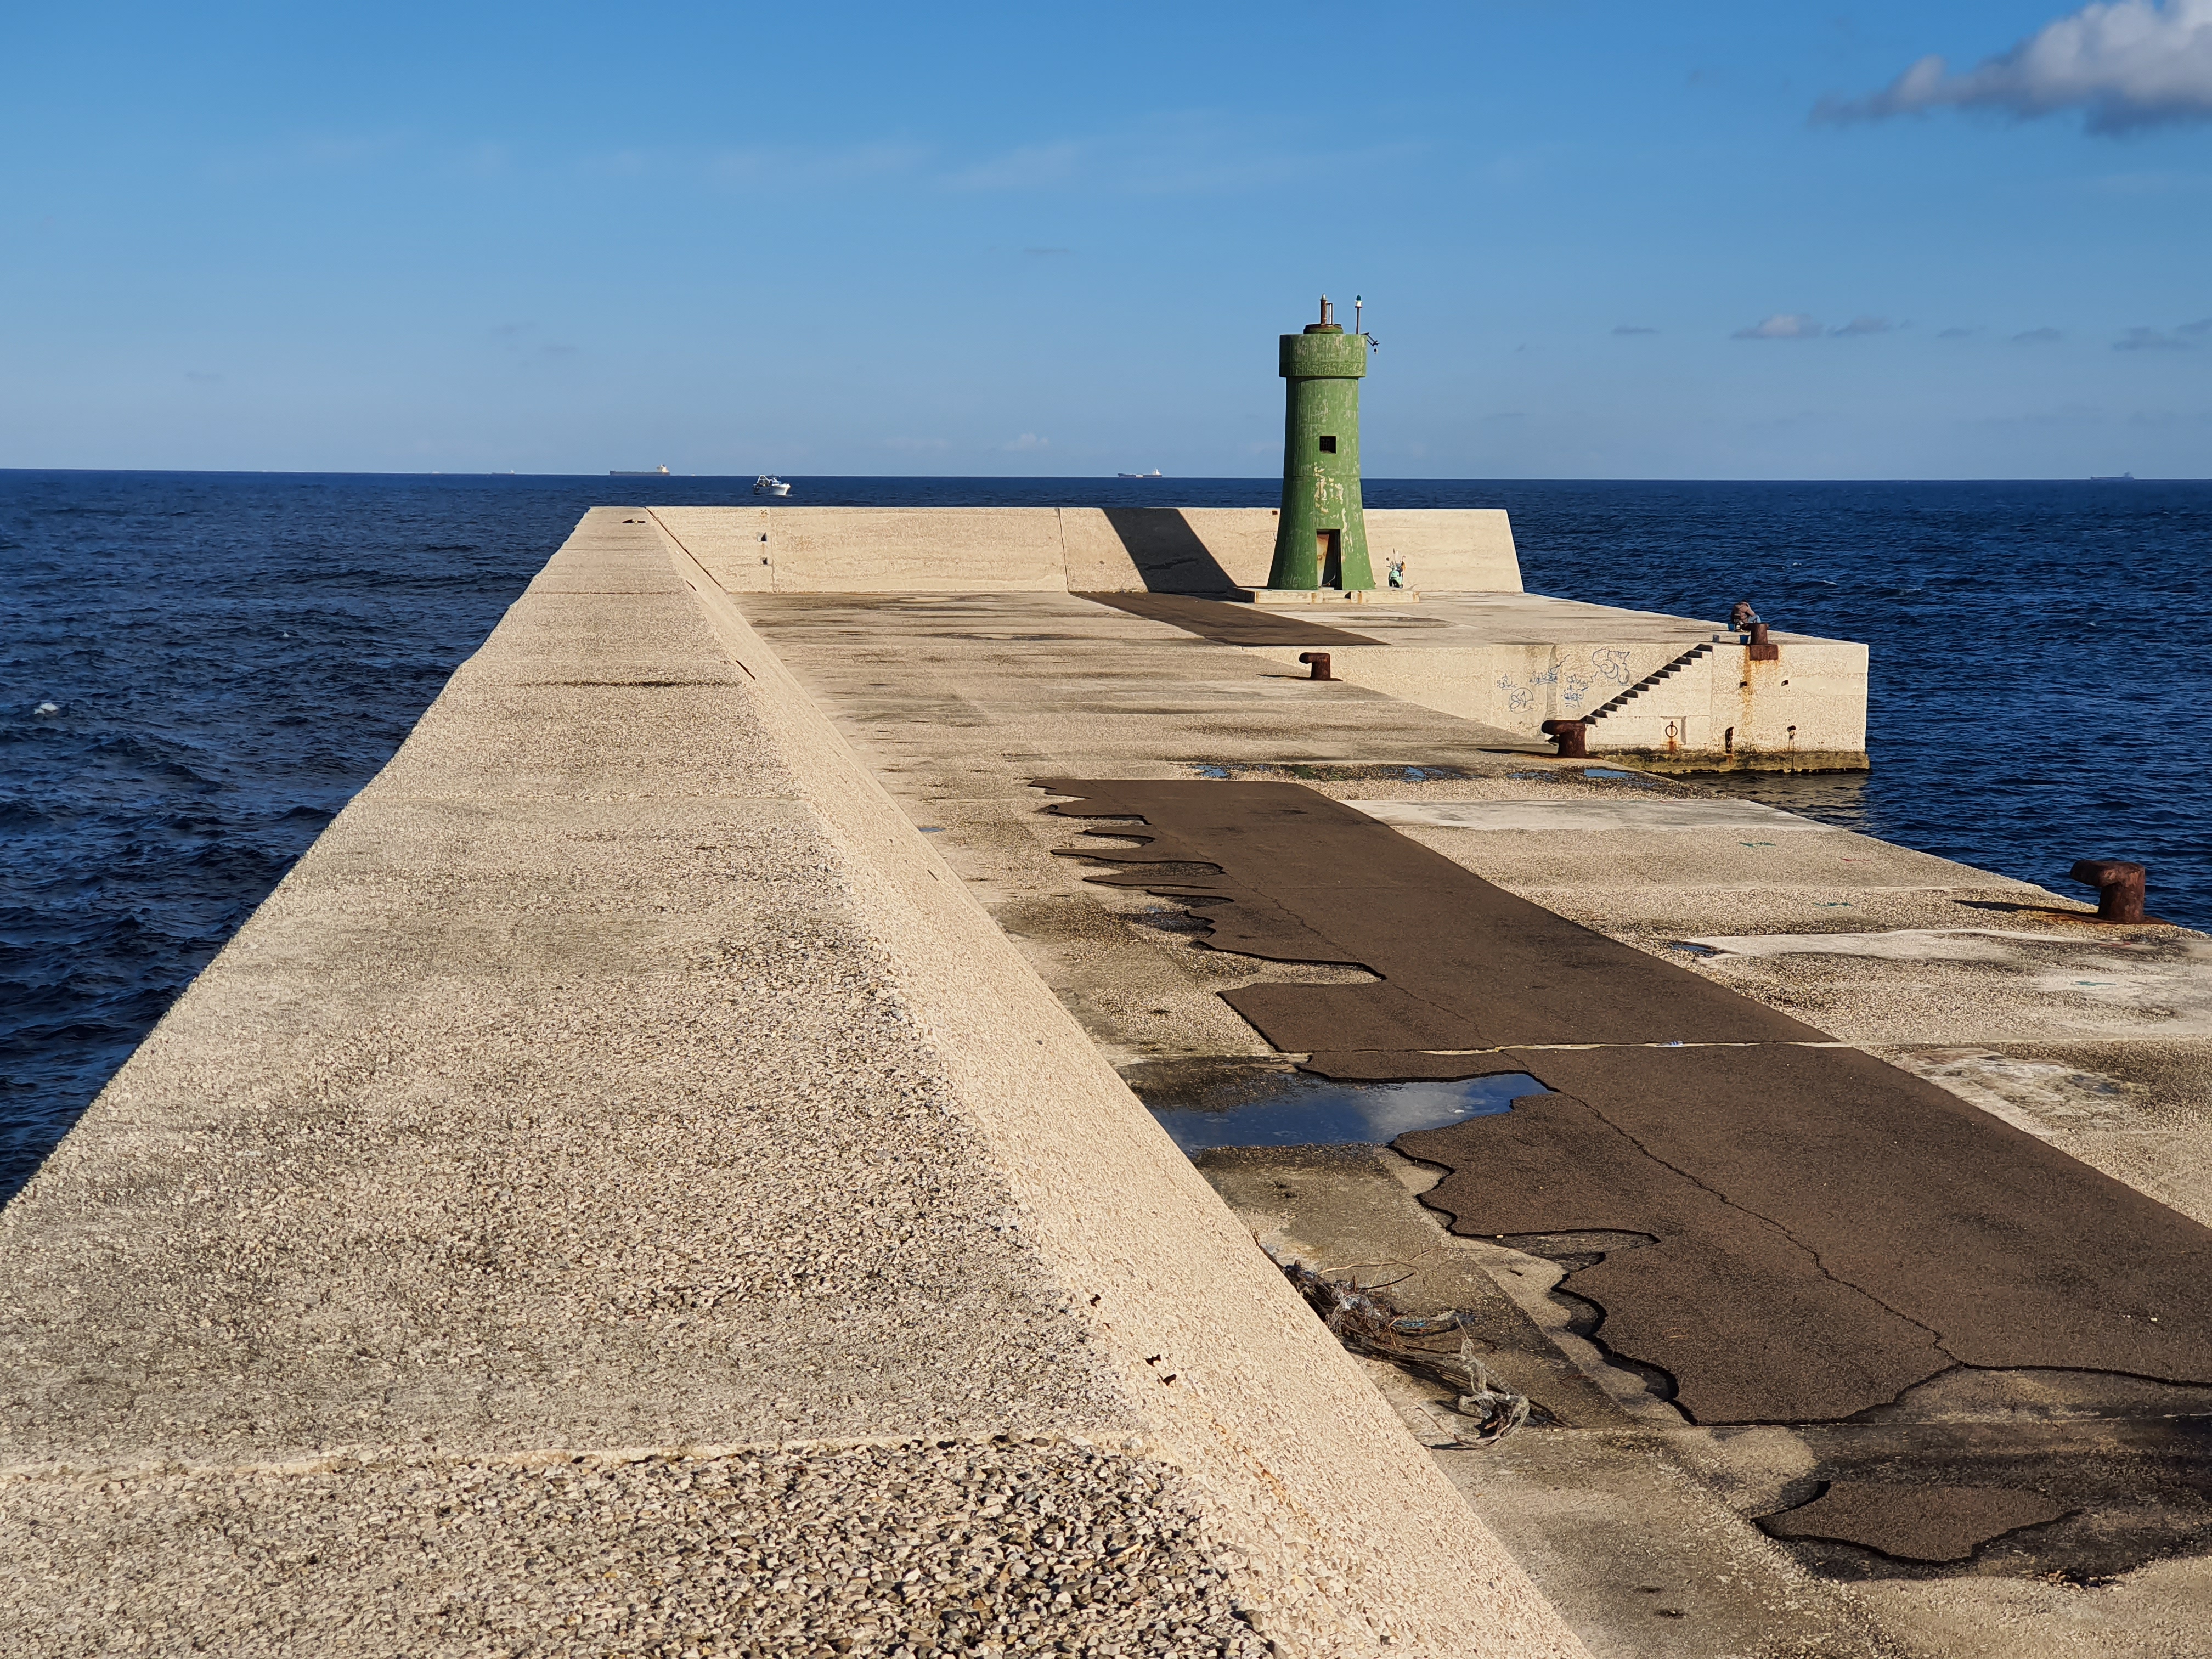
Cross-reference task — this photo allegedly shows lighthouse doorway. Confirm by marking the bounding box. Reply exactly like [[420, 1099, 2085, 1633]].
[[1317, 529, 1342, 588]]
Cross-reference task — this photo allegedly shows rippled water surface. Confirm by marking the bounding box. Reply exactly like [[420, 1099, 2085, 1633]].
[[4, 471, 2207, 1199]]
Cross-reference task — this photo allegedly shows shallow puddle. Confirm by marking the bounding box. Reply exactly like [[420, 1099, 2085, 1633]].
[[1133, 1065, 1553, 1154]]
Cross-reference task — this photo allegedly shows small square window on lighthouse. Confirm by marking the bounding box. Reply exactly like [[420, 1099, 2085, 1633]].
[[1318, 435, 1338, 453]]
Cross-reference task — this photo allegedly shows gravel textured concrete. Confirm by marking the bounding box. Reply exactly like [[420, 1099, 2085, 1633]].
[[0, 511, 1589, 1657], [4, 1440, 1269, 1658]]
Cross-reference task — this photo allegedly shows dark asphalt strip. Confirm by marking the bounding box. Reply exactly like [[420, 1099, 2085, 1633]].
[[1399, 1045, 2212, 1423], [1037, 777, 2212, 1557], [1757, 1482, 2071, 1564], [1038, 778, 1824, 1049]]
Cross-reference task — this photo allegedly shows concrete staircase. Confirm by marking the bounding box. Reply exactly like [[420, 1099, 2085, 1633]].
[[1584, 640, 1716, 727]]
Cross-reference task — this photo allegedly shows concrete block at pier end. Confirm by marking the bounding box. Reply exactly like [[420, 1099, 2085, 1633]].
[[1239, 594, 1870, 770], [1364, 506, 1522, 592], [651, 505, 1527, 598], [769, 505, 1069, 592], [647, 505, 771, 591], [1058, 506, 1278, 591], [1062, 506, 1521, 594]]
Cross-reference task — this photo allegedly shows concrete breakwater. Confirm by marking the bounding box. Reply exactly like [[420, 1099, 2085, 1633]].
[[8, 504, 2206, 1657], [0, 509, 1583, 1657]]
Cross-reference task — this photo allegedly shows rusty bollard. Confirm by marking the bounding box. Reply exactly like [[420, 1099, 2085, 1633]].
[[2069, 859, 2147, 923], [1747, 620, 1780, 662], [1298, 651, 1333, 681], [1541, 718, 1589, 759]]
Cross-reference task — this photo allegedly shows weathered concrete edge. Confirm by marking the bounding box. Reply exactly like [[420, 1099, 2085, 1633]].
[[649, 505, 1527, 596], [653, 523, 1592, 1659]]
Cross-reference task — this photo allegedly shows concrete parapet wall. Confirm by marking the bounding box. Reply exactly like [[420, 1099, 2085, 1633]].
[[646, 502, 771, 591], [1059, 506, 1281, 591], [651, 505, 1523, 595], [1363, 509, 1520, 594], [1252, 641, 1692, 734], [1579, 635, 1870, 769], [0, 508, 1583, 1657], [1249, 631, 1869, 769]]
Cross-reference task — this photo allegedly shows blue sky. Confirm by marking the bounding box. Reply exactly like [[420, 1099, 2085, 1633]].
[[5, 1, 2210, 478]]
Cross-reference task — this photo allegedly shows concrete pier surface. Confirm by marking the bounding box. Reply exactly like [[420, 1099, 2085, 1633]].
[[0, 511, 1582, 1657], [5, 506, 2206, 1656], [648, 506, 1866, 771]]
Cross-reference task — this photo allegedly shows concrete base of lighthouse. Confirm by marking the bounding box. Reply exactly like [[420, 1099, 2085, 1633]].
[[1234, 585, 1423, 606]]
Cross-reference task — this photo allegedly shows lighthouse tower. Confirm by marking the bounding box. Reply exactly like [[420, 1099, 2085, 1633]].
[[1265, 296, 1374, 592]]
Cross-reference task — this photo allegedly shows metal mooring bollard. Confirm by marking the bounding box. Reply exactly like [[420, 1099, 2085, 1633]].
[[1298, 651, 1334, 681], [2069, 859, 2148, 923], [1540, 718, 1589, 759]]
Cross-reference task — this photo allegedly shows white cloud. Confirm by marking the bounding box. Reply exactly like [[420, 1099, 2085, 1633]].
[[1733, 314, 1826, 339], [1818, 0, 2212, 133], [1000, 433, 1051, 452]]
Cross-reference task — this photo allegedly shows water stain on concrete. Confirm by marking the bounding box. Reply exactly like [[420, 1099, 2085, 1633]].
[[1127, 1059, 1549, 1153]]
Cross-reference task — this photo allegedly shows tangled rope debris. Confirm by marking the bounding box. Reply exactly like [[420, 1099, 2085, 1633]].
[[1271, 1250, 1532, 1446]]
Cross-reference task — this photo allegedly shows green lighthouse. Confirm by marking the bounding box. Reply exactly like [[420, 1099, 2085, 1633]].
[[1265, 296, 1374, 592]]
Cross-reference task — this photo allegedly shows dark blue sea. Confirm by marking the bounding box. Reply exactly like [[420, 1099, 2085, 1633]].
[[4, 471, 2207, 1200]]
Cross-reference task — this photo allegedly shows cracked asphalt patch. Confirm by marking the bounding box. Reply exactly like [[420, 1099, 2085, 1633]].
[[1036, 778, 2212, 1572], [1036, 778, 1824, 1051], [1401, 1044, 2212, 1423]]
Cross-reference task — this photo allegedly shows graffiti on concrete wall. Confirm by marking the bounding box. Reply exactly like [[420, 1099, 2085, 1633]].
[[1493, 649, 1638, 718]]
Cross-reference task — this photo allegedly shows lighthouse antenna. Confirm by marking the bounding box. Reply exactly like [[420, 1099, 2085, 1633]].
[[1355, 295, 1362, 335], [1319, 294, 1332, 328]]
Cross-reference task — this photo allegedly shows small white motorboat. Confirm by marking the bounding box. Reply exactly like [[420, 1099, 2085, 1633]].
[[754, 474, 792, 496]]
